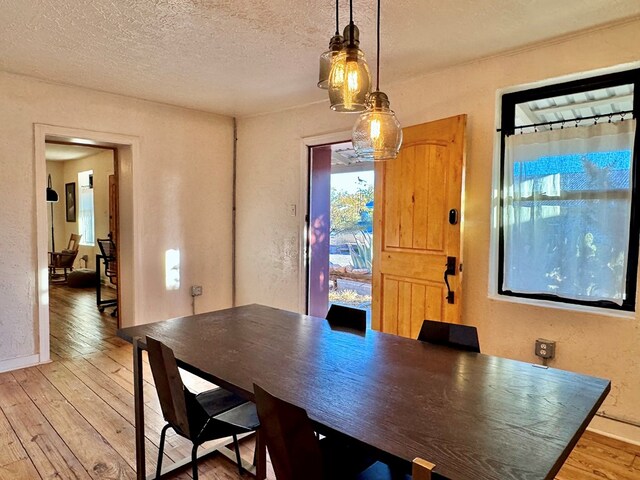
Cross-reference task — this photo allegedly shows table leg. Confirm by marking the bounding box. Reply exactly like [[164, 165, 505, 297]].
[[96, 255, 101, 307], [133, 337, 146, 480], [256, 429, 266, 480]]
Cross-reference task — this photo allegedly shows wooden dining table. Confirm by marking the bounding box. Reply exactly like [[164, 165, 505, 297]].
[[118, 303, 610, 480]]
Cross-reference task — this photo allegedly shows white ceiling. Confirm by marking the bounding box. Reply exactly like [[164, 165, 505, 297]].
[[45, 143, 109, 161], [1, 1, 639, 117]]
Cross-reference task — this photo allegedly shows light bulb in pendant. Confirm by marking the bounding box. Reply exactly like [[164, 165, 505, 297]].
[[353, 92, 402, 161], [328, 24, 371, 112]]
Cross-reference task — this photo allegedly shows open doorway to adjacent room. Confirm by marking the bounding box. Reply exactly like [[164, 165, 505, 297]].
[[307, 141, 374, 323], [45, 141, 121, 356]]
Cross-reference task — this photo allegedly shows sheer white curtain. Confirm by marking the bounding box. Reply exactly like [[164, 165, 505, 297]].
[[503, 119, 636, 305]]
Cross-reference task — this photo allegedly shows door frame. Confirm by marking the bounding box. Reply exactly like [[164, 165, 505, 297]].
[[299, 130, 351, 313], [35, 124, 141, 363]]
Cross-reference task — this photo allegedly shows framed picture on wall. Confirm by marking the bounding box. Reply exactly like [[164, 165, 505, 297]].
[[65, 182, 76, 222]]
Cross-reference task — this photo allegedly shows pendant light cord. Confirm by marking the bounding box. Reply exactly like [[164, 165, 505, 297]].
[[349, 0, 354, 46], [376, 0, 381, 91], [335, 0, 339, 35]]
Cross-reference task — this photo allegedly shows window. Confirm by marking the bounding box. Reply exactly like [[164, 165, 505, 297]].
[[78, 170, 95, 246], [498, 69, 639, 311]]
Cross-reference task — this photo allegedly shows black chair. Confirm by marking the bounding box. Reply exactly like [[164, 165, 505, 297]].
[[253, 383, 436, 480], [147, 337, 259, 479], [417, 319, 480, 353], [96, 237, 118, 317], [326, 304, 367, 333]]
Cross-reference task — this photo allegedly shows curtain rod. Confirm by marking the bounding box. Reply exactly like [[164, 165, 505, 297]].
[[497, 110, 635, 133]]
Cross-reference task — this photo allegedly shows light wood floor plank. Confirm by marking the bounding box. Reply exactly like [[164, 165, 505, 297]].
[[0, 372, 90, 480], [0, 406, 42, 479], [37, 361, 160, 474], [12, 367, 136, 479]]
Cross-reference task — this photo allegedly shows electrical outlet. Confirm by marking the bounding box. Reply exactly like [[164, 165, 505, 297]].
[[191, 285, 203, 297], [535, 339, 556, 359]]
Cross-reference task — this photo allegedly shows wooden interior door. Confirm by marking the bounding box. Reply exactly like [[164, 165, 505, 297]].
[[108, 174, 118, 243], [372, 115, 466, 337]]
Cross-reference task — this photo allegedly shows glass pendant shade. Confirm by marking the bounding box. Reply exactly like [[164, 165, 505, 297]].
[[353, 92, 402, 160], [318, 35, 343, 89], [328, 25, 371, 112]]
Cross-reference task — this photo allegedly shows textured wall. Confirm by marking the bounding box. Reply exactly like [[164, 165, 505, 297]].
[[236, 20, 640, 436], [0, 71, 234, 362]]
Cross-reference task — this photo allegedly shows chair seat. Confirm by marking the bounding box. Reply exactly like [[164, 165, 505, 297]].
[[214, 401, 260, 431], [195, 387, 247, 417], [320, 436, 377, 479], [356, 461, 411, 480]]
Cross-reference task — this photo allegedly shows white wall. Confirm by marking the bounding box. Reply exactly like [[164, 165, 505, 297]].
[[0, 70, 234, 365], [236, 19, 640, 438]]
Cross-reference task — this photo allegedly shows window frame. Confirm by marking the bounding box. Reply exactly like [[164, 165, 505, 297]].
[[77, 170, 95, 247], [498, 68, 640, 312]]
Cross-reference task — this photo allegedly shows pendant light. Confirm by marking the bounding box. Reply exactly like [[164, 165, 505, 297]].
[[352, 0, 402, 160], [327, 0, 371, 112], [318, 0, 343, 89]]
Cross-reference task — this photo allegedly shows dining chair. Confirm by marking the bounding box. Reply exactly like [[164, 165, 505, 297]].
[[97, 237, 118, 317], [255, 383, 437, 480], [326, 304, 367, 333], [147, 337, 259, 479], [355, 458, 436, 479], [417, 319, 480, 353]]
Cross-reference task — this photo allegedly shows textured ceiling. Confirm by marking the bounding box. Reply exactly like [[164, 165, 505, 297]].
[[45, 143, 108, 161], [1, 1, 639, 117]]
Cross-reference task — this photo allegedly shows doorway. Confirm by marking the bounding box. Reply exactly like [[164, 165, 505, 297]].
[[45, 141, 120, 355], [35, 124, 140, 364], [307, 142, 374, 321]]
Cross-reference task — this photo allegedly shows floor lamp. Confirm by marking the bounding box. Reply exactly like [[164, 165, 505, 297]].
[[46, 174, 59, 252]]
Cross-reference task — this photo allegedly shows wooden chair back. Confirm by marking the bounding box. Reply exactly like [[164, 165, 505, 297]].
[[146, 337, 191, 437], [412, 457, 435, 480], [253, 384, 323, 480], [97, 237, 118, 285], [417, 319, 480, 353], [67, 233, 82, 251], [325, 304, 366, 332]]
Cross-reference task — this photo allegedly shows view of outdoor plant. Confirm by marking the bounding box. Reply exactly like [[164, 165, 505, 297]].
[[329, 171, 374, 309]]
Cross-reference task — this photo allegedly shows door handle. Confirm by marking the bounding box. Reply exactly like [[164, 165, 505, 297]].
[[444, 256, 456, 304]]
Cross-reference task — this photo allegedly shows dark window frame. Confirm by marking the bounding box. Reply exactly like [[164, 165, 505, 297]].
[[498, 68, 640, 312]]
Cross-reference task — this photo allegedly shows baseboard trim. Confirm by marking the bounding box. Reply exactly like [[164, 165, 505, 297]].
[[0, 354, 43, 374], [588, 415, 640, 447]]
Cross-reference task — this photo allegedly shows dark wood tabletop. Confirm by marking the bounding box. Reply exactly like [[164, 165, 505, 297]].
[[118, 304, 610, 480]]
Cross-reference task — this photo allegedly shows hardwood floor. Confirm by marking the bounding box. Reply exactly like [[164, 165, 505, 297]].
[[0, 284, 638, 479]]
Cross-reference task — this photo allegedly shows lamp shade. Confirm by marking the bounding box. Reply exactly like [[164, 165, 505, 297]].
[[318, 34, 343, 89], [328, 24, 371, 112], [46, 174, 59, 202], [352, 92, 402, 160]]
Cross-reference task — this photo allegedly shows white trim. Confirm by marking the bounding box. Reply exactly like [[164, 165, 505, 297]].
[[588, 416, 640, 446], [34, 124, 142, 362], [487, 292, 635, 319], [34, 125, 51, 362], [0, 354, 45, 374], [488, 62, 640, 315], [298, 130, 352, 313]]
